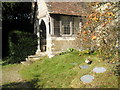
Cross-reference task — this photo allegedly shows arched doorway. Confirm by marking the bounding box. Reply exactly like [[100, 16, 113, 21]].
[[39, 20, 46, 52]]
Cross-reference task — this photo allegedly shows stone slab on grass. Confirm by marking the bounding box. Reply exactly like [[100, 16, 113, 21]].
[[79, 65, 89, 69], [93, 67, 106, 73], [71, 62, 78, 65], [80, 75, 94, 83]]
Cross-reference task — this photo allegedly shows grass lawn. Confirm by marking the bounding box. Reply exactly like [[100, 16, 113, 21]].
[[1, 51, 119, 88], [19, 51, 119, 88]]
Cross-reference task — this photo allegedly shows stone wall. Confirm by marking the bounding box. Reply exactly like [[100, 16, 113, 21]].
[[50, 37, 79, 53]]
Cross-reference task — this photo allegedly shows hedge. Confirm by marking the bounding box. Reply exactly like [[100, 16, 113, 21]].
[[8, 30, 38, 63]]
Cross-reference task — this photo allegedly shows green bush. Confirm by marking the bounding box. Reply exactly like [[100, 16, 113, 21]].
[[59, 48, 75, 55], [79, 49, 95, 56], [8, 30, 38, 63], [67, 48, 75, 52]]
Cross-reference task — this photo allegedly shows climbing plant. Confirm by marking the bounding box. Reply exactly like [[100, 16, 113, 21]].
[[77, 2, 119, 63]]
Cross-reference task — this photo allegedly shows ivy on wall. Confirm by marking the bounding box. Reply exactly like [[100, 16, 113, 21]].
[[77, 2, 119, 63]]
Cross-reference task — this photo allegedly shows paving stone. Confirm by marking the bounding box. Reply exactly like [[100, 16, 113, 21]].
[[71, 62, 77, 65], [93, 67, 106, 73], [79, 65, 89, 69], [80, 75, 94, 83]]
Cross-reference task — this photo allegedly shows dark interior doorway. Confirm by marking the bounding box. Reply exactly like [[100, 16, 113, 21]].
[[39, 20, 46, 52]]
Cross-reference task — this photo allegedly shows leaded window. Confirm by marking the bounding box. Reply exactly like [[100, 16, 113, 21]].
[[62, 18, 71, 34], [54, 19, 60, 35], [52, 15, 81, 36]]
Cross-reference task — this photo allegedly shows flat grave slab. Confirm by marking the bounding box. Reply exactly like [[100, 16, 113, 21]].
[[71, 62, 78, 65], [93, 67, 106, 73], [79, 65, 89, 69], [80, 75, 94, 83]]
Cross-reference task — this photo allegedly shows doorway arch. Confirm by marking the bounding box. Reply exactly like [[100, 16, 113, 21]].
[[39, 19, 46, 52]]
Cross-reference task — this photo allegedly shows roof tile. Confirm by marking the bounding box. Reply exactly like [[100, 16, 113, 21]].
[[46, 2, 93, 16]]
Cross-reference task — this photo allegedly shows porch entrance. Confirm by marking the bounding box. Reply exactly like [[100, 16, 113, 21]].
[[40, 20, 46, 52]]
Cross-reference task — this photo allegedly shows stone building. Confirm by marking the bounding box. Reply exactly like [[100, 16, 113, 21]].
[[32, 0, 91, 57]]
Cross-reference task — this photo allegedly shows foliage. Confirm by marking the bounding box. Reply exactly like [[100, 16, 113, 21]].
[[8, 30, 38, 63], [79, 49, 95, 56], [2, 2, 32, 21], [59, 48, 75, 55], [67, 48, 75, 52], [2, 2, 33, 58], [113, 64, 120, 76], [77, 2, 119, 62]]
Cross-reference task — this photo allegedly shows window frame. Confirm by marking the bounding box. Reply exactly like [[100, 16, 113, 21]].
[[51, 15, 81, 37], [60, 16, 73, 36]]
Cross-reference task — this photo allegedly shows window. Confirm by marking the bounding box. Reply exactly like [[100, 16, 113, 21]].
[[62, 19, 70, 34], [72, 17, 80, 34], [72, 17, 75, 34], [61, 16, 71, 35], [52, 15, 81, 36], [53, 15, 60, 36], [54, 18, 60, 35]]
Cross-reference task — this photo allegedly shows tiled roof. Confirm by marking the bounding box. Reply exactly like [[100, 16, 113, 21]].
[[46, 2, 93, 16]]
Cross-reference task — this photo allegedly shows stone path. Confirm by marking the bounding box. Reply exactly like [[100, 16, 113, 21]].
[[2, 65, 34, 88], [93, 67, 106, 73], [80, 75, 94, 83], [79, 65, 89, 69], [2, 65, 23, 85], [80, 65, 106, 83], [71, 62, 78, 65]]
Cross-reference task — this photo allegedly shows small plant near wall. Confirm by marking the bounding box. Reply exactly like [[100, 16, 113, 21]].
[[59, 48, 75, 55], [67, 48, 75, 52], [79, 50, 91, 56], [79, 49, 96, 56]]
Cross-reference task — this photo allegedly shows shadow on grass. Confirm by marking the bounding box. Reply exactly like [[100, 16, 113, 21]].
[[1, 56, 26, 66], [1, 59, 25, 66], [2, 78, 42, 90]]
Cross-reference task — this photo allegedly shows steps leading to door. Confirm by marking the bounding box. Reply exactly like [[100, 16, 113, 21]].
[[21, 52, 46, 65]]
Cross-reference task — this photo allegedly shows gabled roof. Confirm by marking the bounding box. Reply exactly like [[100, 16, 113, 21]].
[[46, 2, 93, 16]]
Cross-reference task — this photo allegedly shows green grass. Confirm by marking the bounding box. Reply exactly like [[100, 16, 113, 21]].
[[1, 51, 119, 88], [20, 51, 119, 88], [20, 51, 85, 88]]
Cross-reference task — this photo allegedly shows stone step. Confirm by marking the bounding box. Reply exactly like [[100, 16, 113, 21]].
[[36, 52, 46, 56], [26, 58, 36, 62], [21, 61, 32, 65], [28, 54, 46, 60], [28, 55, 42, 58], [21, 52, 47, 65]]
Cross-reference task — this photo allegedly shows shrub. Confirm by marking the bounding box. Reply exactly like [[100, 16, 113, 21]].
[[79, 49, 95, 56], [8, 30, 38, 63], [113, 64, 120, 76], [59, 48, 75, 55], [77, 2, 119, 62], [67, 48, 75, 52]]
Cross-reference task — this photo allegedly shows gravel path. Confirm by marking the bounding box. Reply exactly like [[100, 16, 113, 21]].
[[2, 65, 23, 84], [1, 64, 33, 88]]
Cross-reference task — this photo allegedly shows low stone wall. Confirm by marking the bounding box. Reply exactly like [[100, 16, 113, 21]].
[[51, 37, 79, 53]]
